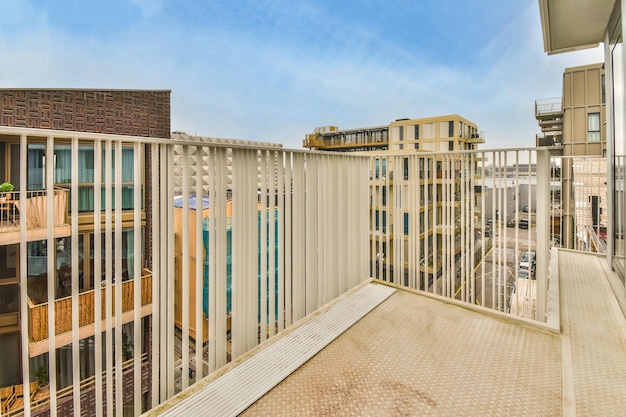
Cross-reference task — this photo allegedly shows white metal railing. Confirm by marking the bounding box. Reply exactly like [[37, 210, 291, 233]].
[[0, 189, 69, 233], [1, 125, 610, 416], [0, 126, 370, 417], [535, 97, 563, 115], [554, 156, 608, 253], [368, 149, 554, 322]]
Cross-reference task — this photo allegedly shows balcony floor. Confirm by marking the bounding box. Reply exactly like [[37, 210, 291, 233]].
[[153, 250, 626, 416]]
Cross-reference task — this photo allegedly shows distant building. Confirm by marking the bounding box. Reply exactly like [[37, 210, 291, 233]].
[[303, 115, 485, 287], [535, 64, 608, 250]]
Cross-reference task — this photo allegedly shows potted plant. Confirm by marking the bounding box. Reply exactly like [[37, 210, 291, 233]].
[[35, 365, 48, 389], [0, 182, 14, 203]]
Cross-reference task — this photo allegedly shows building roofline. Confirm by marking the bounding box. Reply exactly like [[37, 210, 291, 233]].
[[0, 88, 172, 93], [563, 62, 605, 72]]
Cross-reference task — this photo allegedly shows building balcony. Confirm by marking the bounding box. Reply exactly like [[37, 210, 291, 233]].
[[27, 270, 153, 356], [0, 189, 70, 245], [1, 353, 150, 417], [536, 132, 563, 147], [154, 249, 626, 416], [465, 130, 486, 144], [2, 126, 622, 416], [535, 97, 563, 120]]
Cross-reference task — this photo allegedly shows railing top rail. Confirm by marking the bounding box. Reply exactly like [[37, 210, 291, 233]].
[[535, 97, 562, 105], [0, 125, 371, 157], [361, 147, 545, 158], [28, 273, 150, 307], [535, 97, 563, 114]]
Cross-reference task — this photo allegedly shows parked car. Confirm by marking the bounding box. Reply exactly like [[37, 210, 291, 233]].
[[506, 219, 515, 227], [519, 219, 529, 229], [517, 268, 530, 279], [484, 227, 492, 237], [520, 251, 536, 271], [522, 205, 529, 213]]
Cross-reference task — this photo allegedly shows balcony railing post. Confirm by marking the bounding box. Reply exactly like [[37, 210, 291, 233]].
[[536, 149, 551, 322]]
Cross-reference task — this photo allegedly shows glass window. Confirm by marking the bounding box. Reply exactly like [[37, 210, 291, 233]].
[[588, 112, 601, 142], [403, 158, 409, 180], [414, 125, 419, 140], [449, 121, 454, 138], [0, 284, 19, 314], [0, 244, 17, 280], [27, 144, 45, 190], [609, 18, 624, 282], [57, 144, 138, 212], [403, 213, 409, 235], [0, 333, 20, 386]]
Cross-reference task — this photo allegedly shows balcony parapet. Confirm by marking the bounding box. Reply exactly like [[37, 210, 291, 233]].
[[535, 97, 563, 119], [0, 189, 70, 244], [0, 353, 151, 417], [28, 270, 153, 345]]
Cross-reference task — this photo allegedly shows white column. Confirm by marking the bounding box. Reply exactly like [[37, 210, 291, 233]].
[[536, 149, 551, 322]]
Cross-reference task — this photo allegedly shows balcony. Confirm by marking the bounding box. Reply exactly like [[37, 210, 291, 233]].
[[535, 97, 563, 120], [465, 130, 486, 144], [27, 270, 152, 353], [536, 133, 564, 157], [153, 248, 626, 416], [0, 189, 70, 245], [2, 127, 623, 416]]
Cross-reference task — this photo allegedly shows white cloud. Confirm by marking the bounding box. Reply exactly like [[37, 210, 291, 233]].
[[0, 1, 609, 150]]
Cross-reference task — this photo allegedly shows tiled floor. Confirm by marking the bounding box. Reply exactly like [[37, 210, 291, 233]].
[[154, 249, 626, 416], [558, 251, 626, 416], [242, 289, 562, 416]]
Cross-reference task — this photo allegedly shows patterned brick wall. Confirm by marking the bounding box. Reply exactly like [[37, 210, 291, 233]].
[[0, 89, 170, 138], [0, 89, 171, 271]]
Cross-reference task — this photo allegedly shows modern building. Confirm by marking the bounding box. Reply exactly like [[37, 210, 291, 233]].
[[536, 63, 608, 250], [304, 115, 485, 289], [0, 89, 170, 416]]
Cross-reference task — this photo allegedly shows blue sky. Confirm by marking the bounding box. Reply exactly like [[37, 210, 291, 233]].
[[0, 0, 604, 148]]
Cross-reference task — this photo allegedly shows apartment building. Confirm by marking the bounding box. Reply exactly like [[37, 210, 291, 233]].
[[303, 114, 485, 289], [0, 89, 170, 416], [535, 63, 608, 250]]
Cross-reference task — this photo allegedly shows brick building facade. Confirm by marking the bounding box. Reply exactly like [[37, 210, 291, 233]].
[[0, 88, 171, 270], [0, 89, 170, 138]]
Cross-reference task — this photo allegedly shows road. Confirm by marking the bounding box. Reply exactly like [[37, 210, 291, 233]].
[[456, 222, 536, 312]]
